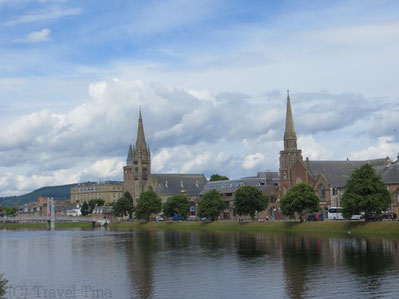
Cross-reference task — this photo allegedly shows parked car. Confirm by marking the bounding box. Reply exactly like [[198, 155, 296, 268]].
[[307, 212, 324, 221], [350, 214, 362, 220], [172, 215, 182, 221], [365, 214, 383, 222], [155, 216, 164, 221]]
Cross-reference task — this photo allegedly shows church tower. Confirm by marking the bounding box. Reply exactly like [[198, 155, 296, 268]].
[[279, 91, 303, 197], [123, 111, 152, 205]]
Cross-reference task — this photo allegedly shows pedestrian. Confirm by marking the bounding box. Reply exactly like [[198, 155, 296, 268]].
[[315, 212, 319, 221]]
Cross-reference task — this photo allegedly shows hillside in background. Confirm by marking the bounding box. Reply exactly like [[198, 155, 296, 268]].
[[0, 184, 78, 207]]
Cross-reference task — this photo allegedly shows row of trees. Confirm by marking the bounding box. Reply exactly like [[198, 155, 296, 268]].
[[108, 186, 270, 222], [79, 165, 391, 222]]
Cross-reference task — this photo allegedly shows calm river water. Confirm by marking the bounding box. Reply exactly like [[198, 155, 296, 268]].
[[1, 229, 399, 299]]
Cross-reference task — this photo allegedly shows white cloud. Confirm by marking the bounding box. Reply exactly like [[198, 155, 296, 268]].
[[242, 153, 265, 170], [79, 159, 124, 181], [25, 28, 51, 42], [350, 136, 399, 161], [5, 6, 81, 26], [298, 135, 335, 161]]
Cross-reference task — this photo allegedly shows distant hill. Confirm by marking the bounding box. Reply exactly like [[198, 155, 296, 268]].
[[0, 184, 78, 207]]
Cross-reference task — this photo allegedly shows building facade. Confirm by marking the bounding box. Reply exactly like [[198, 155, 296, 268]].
[[70, 181, 123, 204]]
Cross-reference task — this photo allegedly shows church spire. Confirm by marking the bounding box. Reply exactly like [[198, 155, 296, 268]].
[[284, 90, 297, 150], [135, 109, 147, 151], [127, 144, 133, 164]]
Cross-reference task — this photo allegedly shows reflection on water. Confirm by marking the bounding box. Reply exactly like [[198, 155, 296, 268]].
[[1, 229, 399, 299]]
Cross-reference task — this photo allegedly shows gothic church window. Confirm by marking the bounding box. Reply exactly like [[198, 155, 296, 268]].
[[319, 184, 326, 199]]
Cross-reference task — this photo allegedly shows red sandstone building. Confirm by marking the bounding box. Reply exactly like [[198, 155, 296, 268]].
[[280, 92, 399, 215]]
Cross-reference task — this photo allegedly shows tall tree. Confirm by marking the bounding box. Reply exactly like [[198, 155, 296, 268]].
[[80, 202, 89, 216], [124, 191, 133, 201], [342, 164, 391, 220], [0, 274, 8, 297], [163, 194, 190, 218], [198, 189, 225, 221], [210, 174, 229, 181], [134, 191, 162, 222], [235, 186, 269, 220], [280, 183, 319, 222], [112, 197, 134, 219]]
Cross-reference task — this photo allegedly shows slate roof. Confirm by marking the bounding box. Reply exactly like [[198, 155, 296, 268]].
[[308, 158, 389, 187], [153, 173, 207, 197], [375, 163, 399, 184]]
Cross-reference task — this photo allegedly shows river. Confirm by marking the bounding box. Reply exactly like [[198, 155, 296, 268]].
[[1, 229, 399, 299]]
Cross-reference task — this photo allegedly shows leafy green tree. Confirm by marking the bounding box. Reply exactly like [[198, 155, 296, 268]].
[[163, 194, 190, 218], [88, 199, 105, 213], [210, 174, 229, 181], [5, 206, 17, 216], [235, 186, 269, 220], [80, 202, 89, 216], [342, 164, 391, 220], [134, 191, 162, 222], [124, 191, 133, 200], [112, 197, 134, 219], [281, 183, 319, 222], [0, 274, 8, 297], [198, 189, 225, 221]]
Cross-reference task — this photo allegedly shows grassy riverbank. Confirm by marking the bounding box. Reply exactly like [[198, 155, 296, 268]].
[[110, 220, 399, 236], [0, 222, 93, 229], [2, 221, 399, 236]]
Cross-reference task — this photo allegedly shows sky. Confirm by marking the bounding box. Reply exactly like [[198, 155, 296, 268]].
[[0, 0, 399, 196]]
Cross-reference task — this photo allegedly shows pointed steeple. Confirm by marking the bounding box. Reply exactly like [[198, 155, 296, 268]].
[[135, 109, 147, 151], [127, 144, 133, 164], [284, 90, 297, 150]]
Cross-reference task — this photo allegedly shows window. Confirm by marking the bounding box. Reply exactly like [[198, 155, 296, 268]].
[[319, 184, 326, 199]]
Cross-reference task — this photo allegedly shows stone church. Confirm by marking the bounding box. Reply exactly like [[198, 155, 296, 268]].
[[123, 111, 207, 207], [280, 92, 399, 214]]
